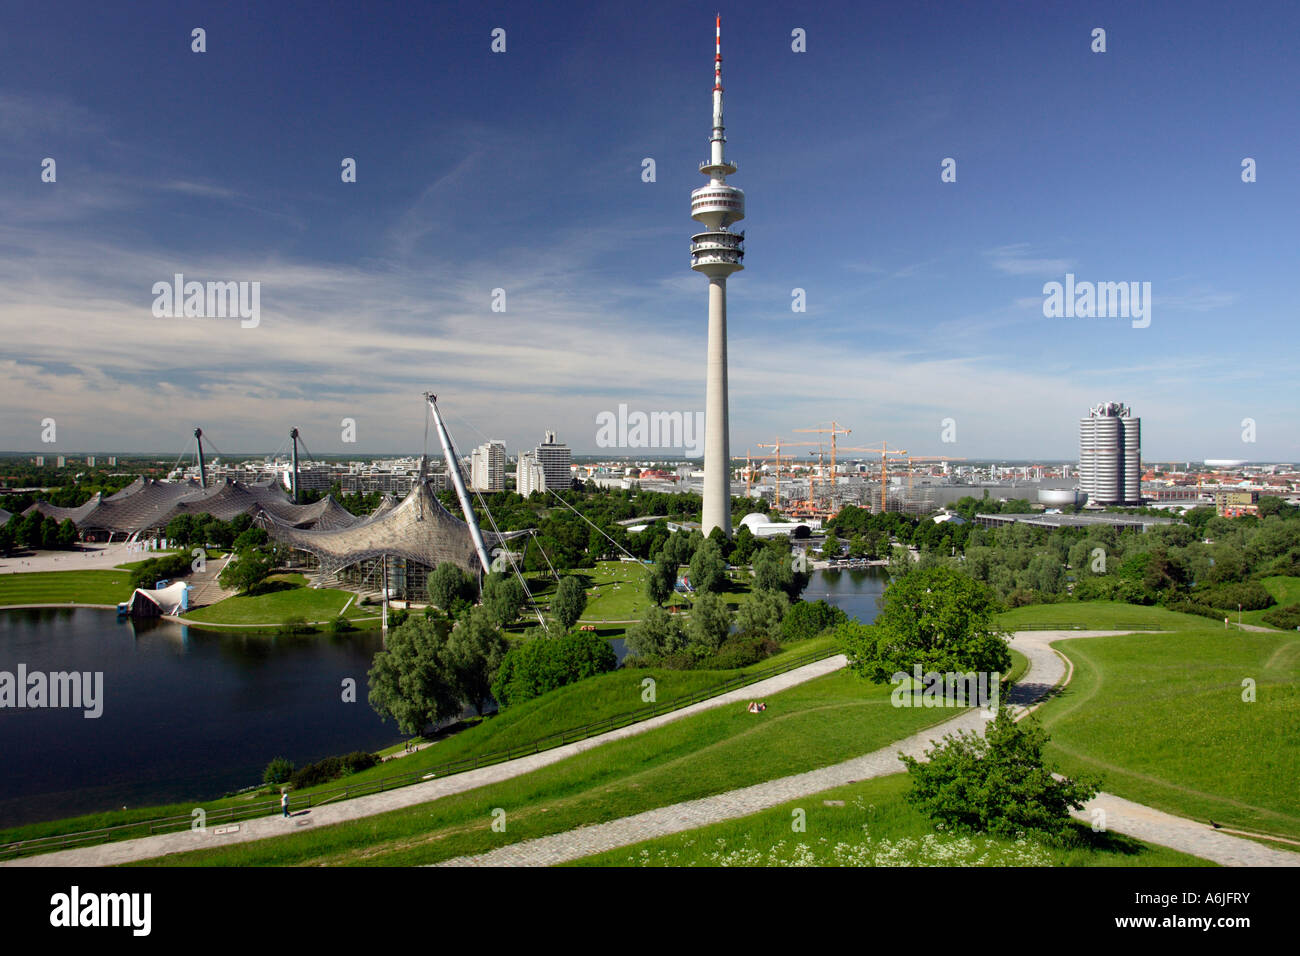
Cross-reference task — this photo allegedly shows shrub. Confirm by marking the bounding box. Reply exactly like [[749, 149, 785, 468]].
[[1261, 603, 1300, 630], [1164, 600, 1223, 621], [288, 751, 379, 790], [329, 616, 353, 634], [901, 708, 1102, 843], [128, 552, 194, 589], [1194, 581, 1276, 612], [263, 756, 294, 786], [710, 634, 780, 670], [778, 599, 847, 643], [490, 630, 617, 709], [278, 616, 315, 636]]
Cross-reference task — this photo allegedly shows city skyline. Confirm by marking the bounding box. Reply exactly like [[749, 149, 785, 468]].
[[2, 1, 1297, 461]]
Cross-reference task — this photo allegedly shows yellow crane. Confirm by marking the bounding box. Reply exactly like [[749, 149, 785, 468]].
[[839, 442, 908, 512], [793, 422, 852, 505], [755, 439, 818, 512]]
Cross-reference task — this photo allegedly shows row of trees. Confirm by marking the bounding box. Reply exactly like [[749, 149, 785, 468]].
[[0, 511, 78, 553]]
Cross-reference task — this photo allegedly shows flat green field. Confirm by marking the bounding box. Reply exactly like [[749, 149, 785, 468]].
[[132, 666, 956, 866], [184, 575, 373, 626], [1038, 625, 1300, 843], [996, 601, 1198, 630], [0, 570, 133, 606], [577, 560, 691, 622], [568, 772, 1210, 867]]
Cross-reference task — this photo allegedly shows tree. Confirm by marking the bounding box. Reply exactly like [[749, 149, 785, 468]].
[[822, 531, 840, 558], [752, 546, 792, 593], [427, 563, 475, 613], [645, 553, 677, 607], [552, 575, 588, 630], [482, 572, 525, 627], [842, 565, 1011, 684], [218, 549, 275, 595], [731, 524, 756, 565], [56, 518, 79, 549], [901, 708, 1102, 842], [625, 604, 687, 660], [368, 615, 462, 735], [689, 539, 727, 593], [233, 527, 269, 551], [686, 591, 732, 656], [707, 525, 733, 562], [447, 606, 510, 714], [735, 589, 788, 638]]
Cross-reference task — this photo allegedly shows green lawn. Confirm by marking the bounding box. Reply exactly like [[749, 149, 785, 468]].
[[183, 575, 373, 626], [996, 601, 1196, 631], [568, 772, 1211, 867], [0, 570, 133, 606], [1036, 625, 1300, 843], [132, 666, 957, 866]]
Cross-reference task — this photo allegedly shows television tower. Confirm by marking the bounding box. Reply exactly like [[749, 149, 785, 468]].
[[691, 13, 744, 537]]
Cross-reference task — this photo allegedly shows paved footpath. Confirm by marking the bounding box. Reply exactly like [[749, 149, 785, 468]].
[[3, 655, 847, 867], [436, 631, 1300, 867]]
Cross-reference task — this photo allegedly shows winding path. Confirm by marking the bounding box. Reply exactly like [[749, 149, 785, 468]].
[[434, 630, 1300, 867]]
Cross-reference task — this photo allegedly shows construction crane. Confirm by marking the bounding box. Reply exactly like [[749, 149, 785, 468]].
[[839, 442, 908, 513], [793, 422, 852, 503], [756, 439, 818, 512]]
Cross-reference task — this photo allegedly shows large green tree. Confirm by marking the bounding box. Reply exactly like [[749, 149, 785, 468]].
[[552, 575, 588, 630], [367, 616, 462, 735], [218, 549, 275, 595], [482, 572, 525, 627], [645, 553, 677, 607], [688, 539, 727, 593], [447, 606, 510, 715], [842, 565, 1011, 684], [625, 604, 687, 660], [686, 591, 732, 656], [427, 563, 475, 613]]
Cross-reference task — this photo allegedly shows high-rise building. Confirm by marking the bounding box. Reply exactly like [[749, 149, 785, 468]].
[[691, 14, 744, 538], [516, 450, 547, 497], [1079, 402, 1142, 505], [535, 431, 572, 491], [56, 456, 66, 468], [469, 440, 506, 492], [33, 456, 44, 467]]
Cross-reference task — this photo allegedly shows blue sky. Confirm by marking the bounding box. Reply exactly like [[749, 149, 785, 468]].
[[1, 0, 1296, 462]]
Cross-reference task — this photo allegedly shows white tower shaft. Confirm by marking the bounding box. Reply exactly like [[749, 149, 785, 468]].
[[691, 14, 744, 538]]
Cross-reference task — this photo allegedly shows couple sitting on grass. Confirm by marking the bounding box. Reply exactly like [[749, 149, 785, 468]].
[[746, 701, 767, 713]]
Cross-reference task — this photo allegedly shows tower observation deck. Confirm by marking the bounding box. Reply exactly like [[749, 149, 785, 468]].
[[692, 15, 742, 537]]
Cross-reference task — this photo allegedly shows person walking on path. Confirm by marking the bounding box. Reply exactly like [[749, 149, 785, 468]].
[[281, 790, 289, 817]]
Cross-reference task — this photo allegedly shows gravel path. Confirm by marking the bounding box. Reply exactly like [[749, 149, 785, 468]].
[[436, 631, 1300, 868]]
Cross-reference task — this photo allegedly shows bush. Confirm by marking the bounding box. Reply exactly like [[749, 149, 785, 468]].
[[490, 630, 617, 709], [288, 751, 379, 790], [263, 756, 294, 786], [128, 551, 194, 589], [1194, 581, 1276, 612], [710, 634, 780, 670], [1164, 600, 1224, 621], [278, 615, 315, 636], [778, 599, 847, 643], [901, 708, 1102, 843], [1261, 603, 1300, 630], [329, 616, 353, 633]]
